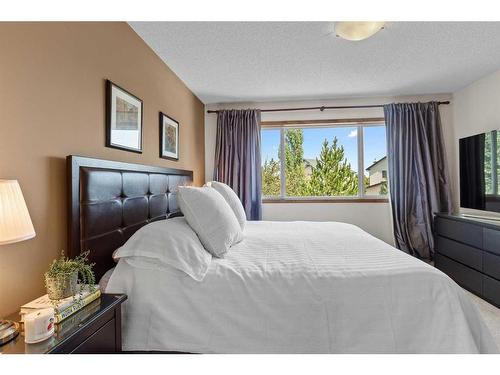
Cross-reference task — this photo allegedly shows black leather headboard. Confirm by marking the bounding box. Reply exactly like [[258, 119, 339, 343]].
[[67, 155, 193, 280]]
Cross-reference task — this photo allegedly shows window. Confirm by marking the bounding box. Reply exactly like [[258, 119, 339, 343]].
[[261, 121, 387, 200]]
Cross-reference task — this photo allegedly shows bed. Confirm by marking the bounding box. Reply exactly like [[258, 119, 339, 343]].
[[67, 155, 498, 354]]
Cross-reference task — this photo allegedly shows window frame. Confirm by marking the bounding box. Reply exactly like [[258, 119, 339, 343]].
[[261, 117, 388, 203]]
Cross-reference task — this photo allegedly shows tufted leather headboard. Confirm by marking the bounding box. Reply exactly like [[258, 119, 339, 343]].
[[67, 155, 193, 280]]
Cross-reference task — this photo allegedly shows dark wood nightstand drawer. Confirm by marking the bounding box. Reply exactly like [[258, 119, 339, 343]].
[[435, 216, 483, 248], [435, 253, 482, 295], [51, 308, 115, 353], [72, 318, 116, 353], [435, 236, 482, 271]]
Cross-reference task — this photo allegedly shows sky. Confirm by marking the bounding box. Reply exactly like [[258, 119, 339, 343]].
[[261, 125, 387, 175]]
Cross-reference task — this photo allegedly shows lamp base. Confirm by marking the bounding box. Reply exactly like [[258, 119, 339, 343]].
[[0, 320, 19, 346]]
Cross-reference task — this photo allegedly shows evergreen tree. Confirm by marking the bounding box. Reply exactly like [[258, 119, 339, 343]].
[[284, 129, 309, 196], [261, 158, 280, 196], [483, 130, 500, 194], [308, 138, 358, 196], [485, 132, 492, 194], [380, 181, 388, 195]]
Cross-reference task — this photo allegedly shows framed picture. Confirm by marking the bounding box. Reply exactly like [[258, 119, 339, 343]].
[[105, 80, 143, 153], [159, 112, 179, 161]]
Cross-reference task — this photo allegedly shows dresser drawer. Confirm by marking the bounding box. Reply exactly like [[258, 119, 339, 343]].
[[484, 228, 500, 256], [72, 318, 116, 354], [483, 252, 500, 280], [435, 217, 483, 248], [435, 253, 482, 295], [435, 236, 482, 271], [482, 275, 500, 307]]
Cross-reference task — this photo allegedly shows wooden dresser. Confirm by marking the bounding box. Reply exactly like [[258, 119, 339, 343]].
[[434, 213, 500, 307]]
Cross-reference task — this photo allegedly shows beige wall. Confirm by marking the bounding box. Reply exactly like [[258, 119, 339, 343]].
[[0, 22, 205, 316], [205, 94, 453, 245]]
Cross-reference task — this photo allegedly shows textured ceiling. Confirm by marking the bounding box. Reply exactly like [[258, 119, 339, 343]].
[[129, 22, 500, 104]]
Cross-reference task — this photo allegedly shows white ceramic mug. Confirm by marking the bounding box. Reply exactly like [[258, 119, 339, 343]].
[[24, 308, 55, 344]]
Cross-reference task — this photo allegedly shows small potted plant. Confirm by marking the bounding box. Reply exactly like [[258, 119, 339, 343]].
[[44, 251, 95, 300]]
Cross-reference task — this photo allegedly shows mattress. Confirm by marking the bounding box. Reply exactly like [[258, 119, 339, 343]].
[[106, 220, 498, 353]]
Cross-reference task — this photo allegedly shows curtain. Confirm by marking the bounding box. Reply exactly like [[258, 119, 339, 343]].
[[384, 102, 452, 259], [213, 109, 262, 220], [459, 134, 486, 210]]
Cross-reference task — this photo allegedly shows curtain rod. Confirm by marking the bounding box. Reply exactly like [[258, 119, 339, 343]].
[[206, 101, 450, 114]]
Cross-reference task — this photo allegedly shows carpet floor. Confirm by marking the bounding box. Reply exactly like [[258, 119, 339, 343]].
[[465, 290, 500, 350]]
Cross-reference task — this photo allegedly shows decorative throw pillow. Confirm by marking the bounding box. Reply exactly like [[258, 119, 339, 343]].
[[178, 186, 243, 257], [207, 181, 246, 230]]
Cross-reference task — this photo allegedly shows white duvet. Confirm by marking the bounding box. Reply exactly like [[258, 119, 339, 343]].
[[106, 221, 498, 353]]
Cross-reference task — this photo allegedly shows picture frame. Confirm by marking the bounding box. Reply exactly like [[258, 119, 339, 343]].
[[105, 79, 143, 153], [159, 112, 180, 161]]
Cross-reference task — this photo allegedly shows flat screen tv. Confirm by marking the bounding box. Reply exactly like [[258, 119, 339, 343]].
[[459, 129, 500, 214]]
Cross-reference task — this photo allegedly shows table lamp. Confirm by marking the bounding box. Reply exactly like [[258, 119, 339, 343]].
[[0, 180, 36, 346]]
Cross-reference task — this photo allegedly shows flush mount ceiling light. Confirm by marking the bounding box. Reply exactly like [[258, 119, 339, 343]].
[[335, 22, 385, 41]]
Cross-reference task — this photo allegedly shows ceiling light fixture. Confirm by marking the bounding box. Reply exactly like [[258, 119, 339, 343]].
[[335, 22, 385, 41]]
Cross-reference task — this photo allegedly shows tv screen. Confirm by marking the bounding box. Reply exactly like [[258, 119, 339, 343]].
[[459, 130, 500, 213]]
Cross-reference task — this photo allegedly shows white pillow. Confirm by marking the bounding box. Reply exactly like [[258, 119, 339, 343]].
[[113, 217, 211, 281], [178, 186, 243, 257], [207, 181, 246, 230], [99, 267, 115, 291]]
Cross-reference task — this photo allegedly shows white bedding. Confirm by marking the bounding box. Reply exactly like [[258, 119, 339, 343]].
[[106, 220, 498, 353]]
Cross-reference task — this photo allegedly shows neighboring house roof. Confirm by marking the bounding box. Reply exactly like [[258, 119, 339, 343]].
[[366, 156, 387, 171], [366, 181, 386, 188], [304, 158, 317, 168]]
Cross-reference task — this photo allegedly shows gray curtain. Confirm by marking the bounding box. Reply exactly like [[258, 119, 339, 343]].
[[384, 102, 452, 259], [214, 109, 262, 220]]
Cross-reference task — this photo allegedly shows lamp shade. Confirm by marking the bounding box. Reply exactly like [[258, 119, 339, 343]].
[[0, 180, 36, 245]]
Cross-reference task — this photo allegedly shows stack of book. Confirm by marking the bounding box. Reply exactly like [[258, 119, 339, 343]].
[[54, 298, 102, 336], [20, 285, 101, 324]]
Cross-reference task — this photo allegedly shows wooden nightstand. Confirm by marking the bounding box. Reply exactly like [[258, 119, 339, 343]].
[[0, 294, 126, 354]]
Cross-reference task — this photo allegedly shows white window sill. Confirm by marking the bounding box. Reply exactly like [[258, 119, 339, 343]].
[[262, 197, 389, 204]]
